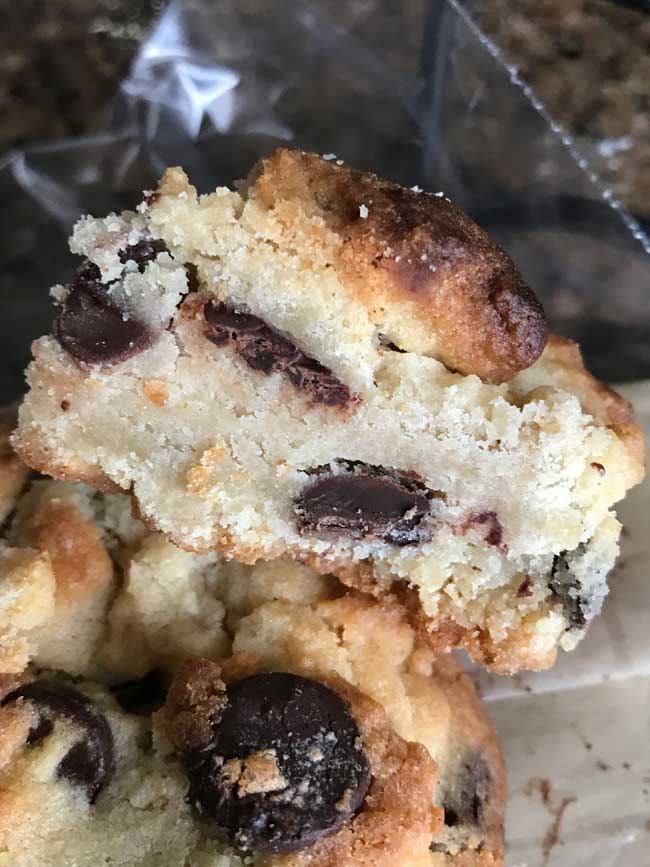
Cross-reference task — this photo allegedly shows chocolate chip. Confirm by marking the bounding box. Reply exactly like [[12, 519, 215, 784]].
[[516, 576, 534, 598], [441, 754, 491, 832], [285, 358, 352, 406], [54, 264, 154, 365], [180, 672, 370, 853], [2, 680, 115, 801], [110, 672, 167, 715], [205, 302, 303, 374], [295, 461, 432, 545], [462, 511, 505, 550], [550, 550, 587, 629], [185, 262, 200, 293], [27, 715, 54, 744], [204, 301, 352, 407], [118, 238, 168, 271]]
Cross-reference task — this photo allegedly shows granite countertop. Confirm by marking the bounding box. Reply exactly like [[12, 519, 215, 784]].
[[0, 0, 163, 148], [475, 0, 650, 218]]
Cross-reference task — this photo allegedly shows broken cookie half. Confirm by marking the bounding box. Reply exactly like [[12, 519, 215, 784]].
[[13, 149, 644, 674]]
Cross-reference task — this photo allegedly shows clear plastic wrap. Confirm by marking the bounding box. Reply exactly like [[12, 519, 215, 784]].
[[1, 2, 648, 863]]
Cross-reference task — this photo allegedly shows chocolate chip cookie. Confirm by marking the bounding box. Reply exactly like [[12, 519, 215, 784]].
[[0, 572, 506, 865], [0, 637, 503, 866], [14, 150, 641, 673], [0, 667, 438, 866], [0, 671, 218, 866], [0, 429, 505, 863]]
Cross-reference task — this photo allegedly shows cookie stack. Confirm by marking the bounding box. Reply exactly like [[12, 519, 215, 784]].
[[1, 150, 642, 866]]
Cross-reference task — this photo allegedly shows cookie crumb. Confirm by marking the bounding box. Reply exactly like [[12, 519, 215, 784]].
[[542, 796, 576, 860], [143, 190, 159, 207], [335, 787, 354, 813], [222, 749, 288, 796], [185, 465, 213, 495], [201, 444, 227, 466], [143, 380, 168, 407]]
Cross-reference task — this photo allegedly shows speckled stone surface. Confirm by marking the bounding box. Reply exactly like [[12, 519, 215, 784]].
[[474, 0, 650, 218], [0, 0, 163, 147]]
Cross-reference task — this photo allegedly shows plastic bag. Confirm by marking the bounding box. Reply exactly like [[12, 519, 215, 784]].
[[2, 0, 649, 403]]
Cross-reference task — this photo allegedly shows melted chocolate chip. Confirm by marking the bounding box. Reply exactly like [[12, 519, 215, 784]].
[[54, 264, 153, 365], [54, 236, 168, 366], [181, 672, 370, 854], [285, 357, 352, 406], [550, 549, 587, 629], [208, 305, 297, 374], [462, 511, 505, 550], [110, 672, 167, 715], [118, 238, 168, 271], [2, 681, 115, 801], [295, 461, 432, 545], [27, 715, 54, 744], [204, 301, 351, 407], [516, 576, 534, 598], [442, 754, 491, 832], [185, 262, 200, 293]]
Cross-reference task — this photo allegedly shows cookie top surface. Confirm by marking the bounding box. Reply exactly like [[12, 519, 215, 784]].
[[0, 672, 215, 867], [0, 659, 502, 866], [249, 149, 548, 382]]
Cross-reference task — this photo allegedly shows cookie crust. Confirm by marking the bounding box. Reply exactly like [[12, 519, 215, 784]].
[[251, 149, 548, 382]]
